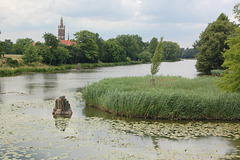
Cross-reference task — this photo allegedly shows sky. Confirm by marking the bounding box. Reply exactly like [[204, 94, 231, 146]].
[[0, 0, 239, 48]]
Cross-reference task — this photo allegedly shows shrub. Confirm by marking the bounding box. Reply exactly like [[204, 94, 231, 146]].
[[6, 58, 19, 67]]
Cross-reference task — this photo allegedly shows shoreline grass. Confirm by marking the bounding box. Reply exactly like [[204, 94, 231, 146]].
[[0, 61, 141, 76], [82, 76, 240, 120]]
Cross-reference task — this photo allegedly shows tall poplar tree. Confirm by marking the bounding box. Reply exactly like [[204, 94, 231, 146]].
[[151, 37, 163, 84]]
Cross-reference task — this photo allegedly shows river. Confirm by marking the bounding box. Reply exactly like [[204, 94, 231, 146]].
[[0, 59, 239, 159]]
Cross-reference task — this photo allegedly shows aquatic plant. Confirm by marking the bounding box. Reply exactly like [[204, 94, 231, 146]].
[[83, 76, 240, 120]]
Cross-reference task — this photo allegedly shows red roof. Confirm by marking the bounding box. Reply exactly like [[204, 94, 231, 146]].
[[60, 40, 77, 46]]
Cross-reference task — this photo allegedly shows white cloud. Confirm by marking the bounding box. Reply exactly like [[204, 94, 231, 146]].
[[0, 0, 239, 47]]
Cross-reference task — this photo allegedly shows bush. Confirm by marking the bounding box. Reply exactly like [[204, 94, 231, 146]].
[[6, 58, 19, 67]]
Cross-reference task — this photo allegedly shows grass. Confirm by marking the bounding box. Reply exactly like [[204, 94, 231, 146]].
[[82, 76, 240, 120], [0, 54, 141, 76], [211, 69, 225, 76]]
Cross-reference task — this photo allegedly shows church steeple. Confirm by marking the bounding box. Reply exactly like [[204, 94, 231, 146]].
[[68, 31, 69, 41], [58, 17, 65, 40]]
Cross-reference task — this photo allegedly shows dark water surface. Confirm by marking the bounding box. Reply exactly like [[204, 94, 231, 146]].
[[0, 60, 239, 159]]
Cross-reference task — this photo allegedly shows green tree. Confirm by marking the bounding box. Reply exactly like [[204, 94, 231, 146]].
[[218, 4, 240, 93], [12, 38, 33, 54], [42, 33, 59, 49], [0, 41, 5, 58], [139, 51, 152, 63], [95, 33, 105, 62], [22, 45, 42, 64], [101, 40, 126, 62], [2, 39, 13, 54], [131, 34, 144, 53], [162, 41, 181, 61], [180, 48, 198, 59], [148, 37, 158, 56], [42, 33, 59, 65], [55, 46, 70, 65], [151, 37, 164, 84], [115, 34, 139, 61], [74, 30, 99, 63], [65, 45, 83, 64], [194, 13, 236, 74]]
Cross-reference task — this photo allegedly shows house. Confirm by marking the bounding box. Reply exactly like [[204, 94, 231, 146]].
[[59, 40, 76, 46]]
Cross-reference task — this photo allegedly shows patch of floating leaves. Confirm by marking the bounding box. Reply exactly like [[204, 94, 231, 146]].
[[0, 92, 239, 159], [109, 120, 240, 140]]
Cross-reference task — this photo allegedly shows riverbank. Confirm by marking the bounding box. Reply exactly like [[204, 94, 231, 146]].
[[83, 76, 240, 120], [0, 60, 141, 76]]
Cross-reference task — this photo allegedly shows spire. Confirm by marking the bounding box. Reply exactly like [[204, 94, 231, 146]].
[[68, 31, 69, 40], [60, 16, 63, 27], [58, 16, 65, 40]]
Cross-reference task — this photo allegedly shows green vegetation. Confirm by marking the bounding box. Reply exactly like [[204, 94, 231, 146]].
[[138, 51, 152, 63], [22, 45, 42, 64], [1, 31, 183, 68], [147, 37, 158, 56], [151, 37, 164, 80], [210, 70, 224, 76], [0, 58, 141, 76], [6, 57, 19, 67], [83, 76, 240, 120], [218, 27, 240, 93], [194, 13, 237, 74], [162, 41, 181, 61], [180, 48, 198, 59], [217, 3, 240, 94]]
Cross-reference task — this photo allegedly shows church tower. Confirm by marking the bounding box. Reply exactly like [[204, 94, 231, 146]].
[[58, 17, 65, 40]]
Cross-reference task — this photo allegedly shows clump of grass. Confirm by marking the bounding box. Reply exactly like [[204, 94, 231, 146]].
[[82, 76, 240, 120], [211, 70, 225, 76]]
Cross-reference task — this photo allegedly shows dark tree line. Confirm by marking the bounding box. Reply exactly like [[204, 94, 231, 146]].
[[1, 30, 188, 66], [180, 48, 198, 59]]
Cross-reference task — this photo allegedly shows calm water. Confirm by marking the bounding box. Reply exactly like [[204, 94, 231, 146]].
[[0, 59, 198, 103], [0, 59, 239, 159]]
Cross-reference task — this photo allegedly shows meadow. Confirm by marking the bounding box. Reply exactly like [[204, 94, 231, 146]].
[[83, 76, 240, 120]]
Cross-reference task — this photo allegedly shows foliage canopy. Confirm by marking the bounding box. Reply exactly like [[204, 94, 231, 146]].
[[218, 25, 240, 93], [194, 13, 236, 74]]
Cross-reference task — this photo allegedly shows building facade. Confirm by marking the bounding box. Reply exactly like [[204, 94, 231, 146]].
[[58, 17, 65, 40]]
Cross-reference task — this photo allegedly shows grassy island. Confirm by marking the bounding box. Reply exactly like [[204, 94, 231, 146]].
[[83, 76, 240, 120]]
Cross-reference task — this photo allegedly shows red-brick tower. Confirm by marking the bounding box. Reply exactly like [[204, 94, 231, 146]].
[[58, 17, 65, 40]]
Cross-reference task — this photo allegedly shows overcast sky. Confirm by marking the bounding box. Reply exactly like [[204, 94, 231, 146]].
[[0, 0, 239, 48]]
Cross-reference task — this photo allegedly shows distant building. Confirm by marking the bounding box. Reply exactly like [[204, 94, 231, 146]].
[[58, 17, 76, 46], [58, 17, 65, 40]]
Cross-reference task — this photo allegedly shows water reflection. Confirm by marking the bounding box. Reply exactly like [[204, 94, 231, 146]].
[[54, 117, 70, 132], [43, 73, 58, 100], [0, 79, 3, 103]]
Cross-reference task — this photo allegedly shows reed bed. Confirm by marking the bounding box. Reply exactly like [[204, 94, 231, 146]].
[[83, 76, 240, 120], [211, 69, 225, 76]]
